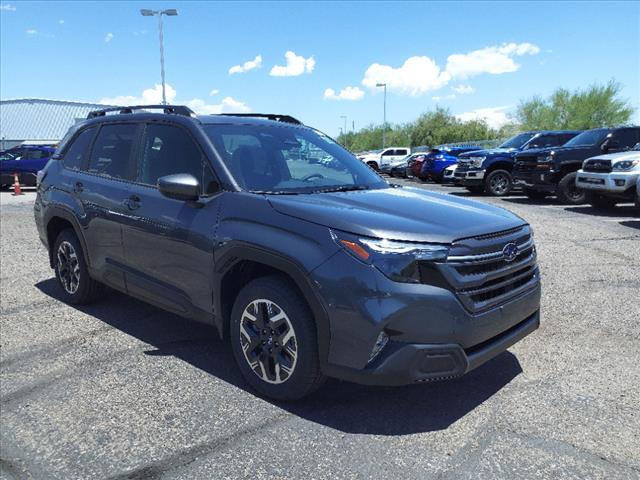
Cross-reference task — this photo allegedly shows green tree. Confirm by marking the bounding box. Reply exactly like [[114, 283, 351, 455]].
[[516, 80, 634, 130]]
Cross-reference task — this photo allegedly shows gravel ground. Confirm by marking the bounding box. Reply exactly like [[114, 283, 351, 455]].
[[1, 183, 639, 480]]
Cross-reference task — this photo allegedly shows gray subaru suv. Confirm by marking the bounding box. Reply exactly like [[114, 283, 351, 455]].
[[34, 106, 541, 400]]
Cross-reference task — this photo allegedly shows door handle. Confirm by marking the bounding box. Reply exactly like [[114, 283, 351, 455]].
[[73, 182, 83, 193], [124, 195, 141, 210]]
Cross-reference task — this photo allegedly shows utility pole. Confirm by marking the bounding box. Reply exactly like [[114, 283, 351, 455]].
[[376, 83, 387, 148], [140, 9, 178, 105]]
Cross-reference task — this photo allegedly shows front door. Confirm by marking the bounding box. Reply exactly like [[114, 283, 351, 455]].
[[122, 122, 221, 317]]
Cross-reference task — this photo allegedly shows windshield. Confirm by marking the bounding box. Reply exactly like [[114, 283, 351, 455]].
[[563, 128, 608, 147], [204, 124, 388, 194], [499, 133, 536, 149]]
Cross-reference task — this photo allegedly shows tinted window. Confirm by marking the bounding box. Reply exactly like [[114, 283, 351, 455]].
[[564, 129, 608, 147], [526, 134, 575, 149], [25, 149, 50, 160], [88, 124, 137, 180], [63, 128, 96, 170], [610, 129, 640, 148], [138, 124, 211, 190], [395, 149, 409, 156], [381, 149, 395, 156], [499, 133, 536, 149]]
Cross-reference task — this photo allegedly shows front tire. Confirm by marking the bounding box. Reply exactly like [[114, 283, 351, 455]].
[[557, 172, 585, 205], [53, 229, 103, 304], [230, 275, 325, 401], [585, 191, 617, 209], [484, 169, 512, 196], [367, 161, 379, 171]]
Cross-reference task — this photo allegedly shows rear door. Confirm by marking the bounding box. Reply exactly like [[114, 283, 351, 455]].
[[72, 122, 140, 290], [122, 121, 221, 317]]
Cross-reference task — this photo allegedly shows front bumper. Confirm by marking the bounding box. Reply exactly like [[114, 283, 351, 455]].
[[454, 168, 485, 186], [312, 247, 541, 386], [513, 166, 558, 191], [576, 169, 639, 195]]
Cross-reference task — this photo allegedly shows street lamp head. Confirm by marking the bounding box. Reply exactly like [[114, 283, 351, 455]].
[[163, 9, 178, 15], [376, 83, 386, 87], [140, 9, 155, 16]]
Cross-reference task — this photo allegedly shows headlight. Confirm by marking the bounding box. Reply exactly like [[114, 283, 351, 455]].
[[468, 156, 486, 168], [612, 160, 639, 171], [537, 155, 554, 162], [332, 230, 449, 283]]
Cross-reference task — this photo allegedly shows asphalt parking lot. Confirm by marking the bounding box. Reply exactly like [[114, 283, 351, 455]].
[[1, 183, 639, 480]]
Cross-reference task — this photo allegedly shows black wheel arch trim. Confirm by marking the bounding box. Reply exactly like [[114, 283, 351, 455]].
[[213, 242, 331, 367], [43, 204, 91, 269]]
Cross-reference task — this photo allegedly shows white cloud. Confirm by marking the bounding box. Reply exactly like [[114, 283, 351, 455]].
[[209, 89, 219, 96], [324, 86, 365, 101], [362, 56, 450, 96], [58, 19, 64, 25], [362, 42, 539, 97], [104, 32, 114, 43], [186, 97, 251, 114], [99, 84, 250, 115], [0, 3, 16, 11], [229, 55, 262, 75], [445, 42, 540, 79], [456, 106, 512, 129], [25, 29, 37, 35], [432, 94, 456, 102], [270, 51, 315, 77], [452, 84, 474, 94]]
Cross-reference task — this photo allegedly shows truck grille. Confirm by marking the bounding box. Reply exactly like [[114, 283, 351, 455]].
[[456, 161, 472, 173], [583, 159, 612, 173], [437, 225, 539, 313]]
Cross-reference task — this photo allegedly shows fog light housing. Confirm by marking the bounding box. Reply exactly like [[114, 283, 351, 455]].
[[615, 179, 625, 187], [368, 332, 389, 364]]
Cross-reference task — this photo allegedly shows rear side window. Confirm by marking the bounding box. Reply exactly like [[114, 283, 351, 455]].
[[138, 124, 214, 191], [610, 129, 640, 148], [88, 124, 138, 180], [63, 128, 96, 170], [395, 149, 409, 156]]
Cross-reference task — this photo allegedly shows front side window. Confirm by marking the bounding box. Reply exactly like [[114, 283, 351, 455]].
[[63, 127, 96, 170], [610, 129, 640, 148], [88, 124, 137, 180], [526, 133, 576, 149], [204, 124, 387, 194]]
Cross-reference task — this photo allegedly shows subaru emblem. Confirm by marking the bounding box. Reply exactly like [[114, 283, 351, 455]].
[[502, 242, 518, 262]]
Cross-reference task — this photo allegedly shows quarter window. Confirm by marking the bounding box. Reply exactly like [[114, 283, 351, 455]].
[[63, 127, 96, 170], [610, 129, 640, 149], [88, 124, 137, 180]]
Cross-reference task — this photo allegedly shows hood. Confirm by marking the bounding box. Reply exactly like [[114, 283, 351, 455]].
[[586, 150, 640, 163], [459, 147, 516, 159], [519, 144, 598, 159], [268, 186, 524, 244]]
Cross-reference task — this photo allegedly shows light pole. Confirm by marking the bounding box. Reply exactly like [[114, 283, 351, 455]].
[[340, 115, 347, 135], [140, 8, 178, 105], [376, 83, 387, 148]]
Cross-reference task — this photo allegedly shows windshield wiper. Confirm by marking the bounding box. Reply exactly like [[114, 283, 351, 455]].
[[250, 190, 300, 195], [314, 185, 371, 193]]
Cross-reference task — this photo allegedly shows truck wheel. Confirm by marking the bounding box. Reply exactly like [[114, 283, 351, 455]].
[[230, 275, 326, 401], [585, 191, 617, 209], [485, 170, 512, 196], [523, 188, 548, 201], [53, 229, 104, 305], [367, 161, 379, 171], [557, 172, 585, 205], [465, 186, 484, 195]]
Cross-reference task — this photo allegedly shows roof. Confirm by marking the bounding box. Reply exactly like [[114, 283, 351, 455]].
[[0, 98, 117, 140]]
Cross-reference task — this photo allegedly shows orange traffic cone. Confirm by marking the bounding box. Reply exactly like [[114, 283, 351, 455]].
[[12, 173, 23, 196]]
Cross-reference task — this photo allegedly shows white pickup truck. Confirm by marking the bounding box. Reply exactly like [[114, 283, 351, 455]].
[[357, 147, 410, 171], [576, 144, 640, 210]]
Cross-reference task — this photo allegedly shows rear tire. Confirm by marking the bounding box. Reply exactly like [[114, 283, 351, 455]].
[[230, 275, 325, 401], [523, 188, 548, 201], [53, 229, 103, 305], [557, 172, 585, 205], [367, 161, 379, 171], [484, 169, 512, 196], [585, 191, 617, 209]]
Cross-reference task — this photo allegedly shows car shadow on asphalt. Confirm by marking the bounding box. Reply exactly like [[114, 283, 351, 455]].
[[36, 278, 523, 436], [564, 205, 639, 218], [619, 220, 640, 230]]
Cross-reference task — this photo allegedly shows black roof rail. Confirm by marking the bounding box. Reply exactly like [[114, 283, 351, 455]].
[[87, 105, 195, 119], [218, 113, 303, 125]]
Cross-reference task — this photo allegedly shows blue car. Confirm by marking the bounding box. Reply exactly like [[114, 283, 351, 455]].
[[0, 145, 56, 188], [455, 131, 581, 196], [419, 146, 483, 182]]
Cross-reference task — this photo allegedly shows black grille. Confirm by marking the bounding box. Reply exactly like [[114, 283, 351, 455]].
[[583, 159, 612, 173], [436, 226, 539, 313], [456, 162, 472, 172]]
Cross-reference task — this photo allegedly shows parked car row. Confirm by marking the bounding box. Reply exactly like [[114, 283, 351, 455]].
[[0, 144, 56, 189], [373, 126, 640, 209]]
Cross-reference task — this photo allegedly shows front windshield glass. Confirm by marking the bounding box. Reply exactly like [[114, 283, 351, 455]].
[[563, 129, 608, 147], [204, 124, 388, 194], [499, 133, 536, 149]]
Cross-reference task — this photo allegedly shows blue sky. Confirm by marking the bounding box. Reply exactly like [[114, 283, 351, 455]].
[[1, 1, 639, 136]]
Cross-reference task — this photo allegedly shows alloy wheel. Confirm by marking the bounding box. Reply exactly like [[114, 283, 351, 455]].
[[239, 299, 298, 384], [489, 173, 510, 195], [57, 241, 80, 294]]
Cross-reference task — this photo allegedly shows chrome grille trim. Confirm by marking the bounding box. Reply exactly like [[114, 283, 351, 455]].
[[447, 238, 534, 264]]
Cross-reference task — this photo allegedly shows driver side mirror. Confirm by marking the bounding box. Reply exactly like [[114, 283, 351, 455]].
[[158, 173, 200, 201], [601, 139, 620, 152]]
